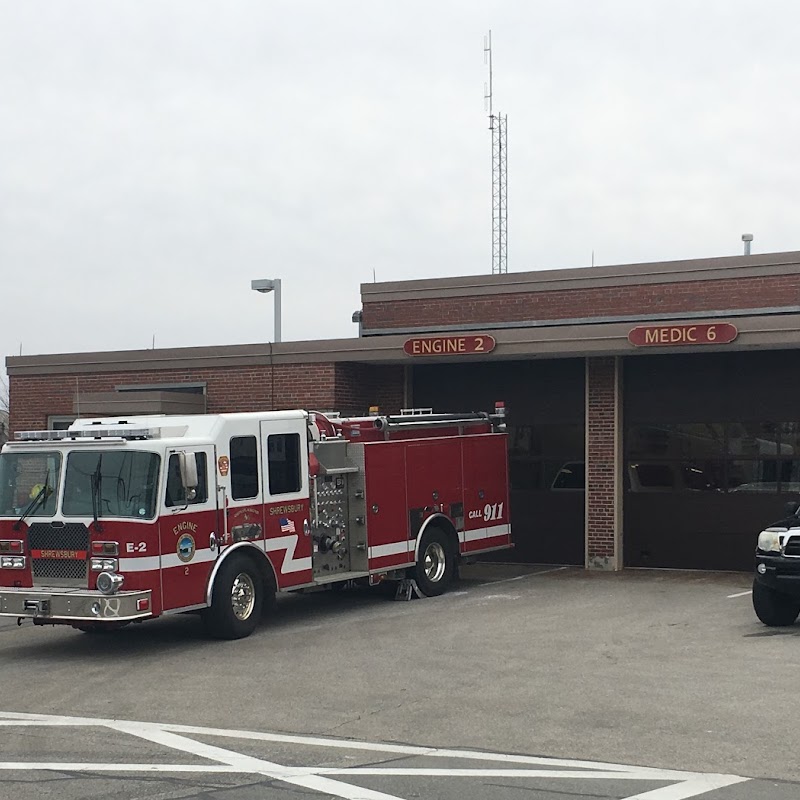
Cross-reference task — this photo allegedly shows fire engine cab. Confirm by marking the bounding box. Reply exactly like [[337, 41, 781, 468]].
[[0, 406, 511, 639]]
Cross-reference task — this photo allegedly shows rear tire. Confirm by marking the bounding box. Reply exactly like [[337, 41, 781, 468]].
[[203, 553, 264, 640], [412, 527, 456, 597], [753, 580, 800, 627]]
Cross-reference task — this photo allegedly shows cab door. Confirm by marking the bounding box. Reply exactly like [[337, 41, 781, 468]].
[[258, 420, 312, 587], [159, 445, 218, 612]]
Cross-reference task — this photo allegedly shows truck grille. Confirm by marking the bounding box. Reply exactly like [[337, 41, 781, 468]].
[[27, 523, 89, 586], [783, 536, 800, 558]]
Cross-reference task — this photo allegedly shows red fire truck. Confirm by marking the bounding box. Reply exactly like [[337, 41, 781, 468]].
[[0, 406, 511, 639]]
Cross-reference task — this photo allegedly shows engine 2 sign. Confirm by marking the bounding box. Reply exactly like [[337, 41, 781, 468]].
[[628, 323, 738, 347], [403, 335, 496, 357]]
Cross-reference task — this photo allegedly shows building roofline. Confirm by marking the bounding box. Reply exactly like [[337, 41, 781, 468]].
[[360, 250, 800, 302], [9, 309, 800, 376], [5, 336, 411, 375]]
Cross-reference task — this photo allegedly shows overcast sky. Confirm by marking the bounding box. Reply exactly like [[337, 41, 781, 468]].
[[2, 0, 799, 371]]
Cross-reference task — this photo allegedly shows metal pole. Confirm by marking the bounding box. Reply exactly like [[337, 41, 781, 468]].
[[273, 279, 282, 343]]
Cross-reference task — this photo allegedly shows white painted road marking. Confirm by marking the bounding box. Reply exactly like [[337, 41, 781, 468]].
[[0, 711, 748, 800], [727, 590, 753, 599]]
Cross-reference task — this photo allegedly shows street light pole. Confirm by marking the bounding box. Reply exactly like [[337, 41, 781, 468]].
[[250, 278, 282, 343], [271, 279, 282, 344]]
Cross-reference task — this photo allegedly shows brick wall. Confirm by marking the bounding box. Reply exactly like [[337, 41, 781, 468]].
[[335, 364, 405, 416], [8, 362, 406, 435], [585, 357, 620, 569], [362, 273, 800, 330]]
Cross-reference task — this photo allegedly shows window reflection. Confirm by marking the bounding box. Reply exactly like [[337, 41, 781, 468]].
[[779, 423, 800, 456], [627, 424, 725, 459], [727, 422, 782, 457], [508, 424, 584, 492], [511, 420, 800, 495], [625, 422, 800, 494]]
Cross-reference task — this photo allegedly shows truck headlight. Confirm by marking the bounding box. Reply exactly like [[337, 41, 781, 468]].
[[96, 571, 124, 595], [757, 530, 782, 554]]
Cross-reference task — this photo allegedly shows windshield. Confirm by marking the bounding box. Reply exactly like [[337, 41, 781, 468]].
[[63, 450, 160, 519], [0, 451, 62, 517]]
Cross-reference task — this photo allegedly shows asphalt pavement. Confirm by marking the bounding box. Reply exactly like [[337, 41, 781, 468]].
[[0, 563, 798, 800]]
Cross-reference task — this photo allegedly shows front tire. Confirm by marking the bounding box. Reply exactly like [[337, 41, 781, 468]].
[[753, 579, 800, 627], [203, 553, 264, 639], [413, 527, 456, 597]]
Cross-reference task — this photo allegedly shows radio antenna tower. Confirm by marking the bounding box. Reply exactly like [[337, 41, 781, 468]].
[[484, 30, 507, 274]]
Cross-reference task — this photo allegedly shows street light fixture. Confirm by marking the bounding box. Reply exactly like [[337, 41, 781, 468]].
[[251, 278, 282, 343]]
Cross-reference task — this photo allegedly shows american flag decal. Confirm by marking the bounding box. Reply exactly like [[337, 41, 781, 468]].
[[279, 517, 296, 534]]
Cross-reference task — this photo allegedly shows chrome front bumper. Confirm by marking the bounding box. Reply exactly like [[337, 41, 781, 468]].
[[0, 586, 152, 623]]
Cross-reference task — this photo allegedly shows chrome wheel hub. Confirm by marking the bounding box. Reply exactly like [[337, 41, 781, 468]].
[[423, 542, 446, 583], [231, 572, 256, 621]]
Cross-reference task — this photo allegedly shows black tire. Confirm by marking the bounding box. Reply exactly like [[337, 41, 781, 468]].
[[412, 527, 456, 597], [202, 553, 264, 640], [753, 580, 800, 627]]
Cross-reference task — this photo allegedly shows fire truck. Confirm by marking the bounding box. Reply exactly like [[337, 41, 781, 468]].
[[0, 406, 511, 639]]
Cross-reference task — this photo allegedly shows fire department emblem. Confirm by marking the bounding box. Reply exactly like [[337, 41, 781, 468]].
[[177, 533, 195, 563], [218, 456, 230, 476]]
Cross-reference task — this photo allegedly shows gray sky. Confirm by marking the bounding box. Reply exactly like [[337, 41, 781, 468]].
[[2, 0, 799, 369]]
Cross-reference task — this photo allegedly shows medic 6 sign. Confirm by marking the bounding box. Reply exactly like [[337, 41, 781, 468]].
[[403, 335, 496, 357], [628, 323, 738, 347]]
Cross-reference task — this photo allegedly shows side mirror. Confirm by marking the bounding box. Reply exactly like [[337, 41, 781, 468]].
[[178, 452, 198, 501], [784, 501, 800, 517]]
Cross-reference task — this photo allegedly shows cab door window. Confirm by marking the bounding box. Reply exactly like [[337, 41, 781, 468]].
[[230, 436, 259, 500], [165, 452, 208, 507], [267, 434, 301, 495]]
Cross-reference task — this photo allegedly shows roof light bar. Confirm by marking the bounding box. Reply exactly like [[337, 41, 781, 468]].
[[15, 430, 69, 441], [15, 427, 160, 442]]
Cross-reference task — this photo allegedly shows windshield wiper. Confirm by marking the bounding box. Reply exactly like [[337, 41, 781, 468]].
[[91, 456, 103, 532], [13, 471, 50, 531]]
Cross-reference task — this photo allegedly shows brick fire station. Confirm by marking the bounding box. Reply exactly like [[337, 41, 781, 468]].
[[9, 249, 800, 572]]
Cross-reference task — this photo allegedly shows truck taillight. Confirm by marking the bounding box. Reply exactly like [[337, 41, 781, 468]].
[[0, 540, 23, 553], [136, 598, 150, 612], [91, 541, 119, 556], [0, 556, 25, 569]]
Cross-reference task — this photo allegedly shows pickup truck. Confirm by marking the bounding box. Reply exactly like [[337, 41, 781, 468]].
[[753, 500, 800, 626]]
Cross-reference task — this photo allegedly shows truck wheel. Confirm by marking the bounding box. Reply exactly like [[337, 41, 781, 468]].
[[753, 580, 800, 627], [203, 553, 264, 640], [413, 528, 455, 597]]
